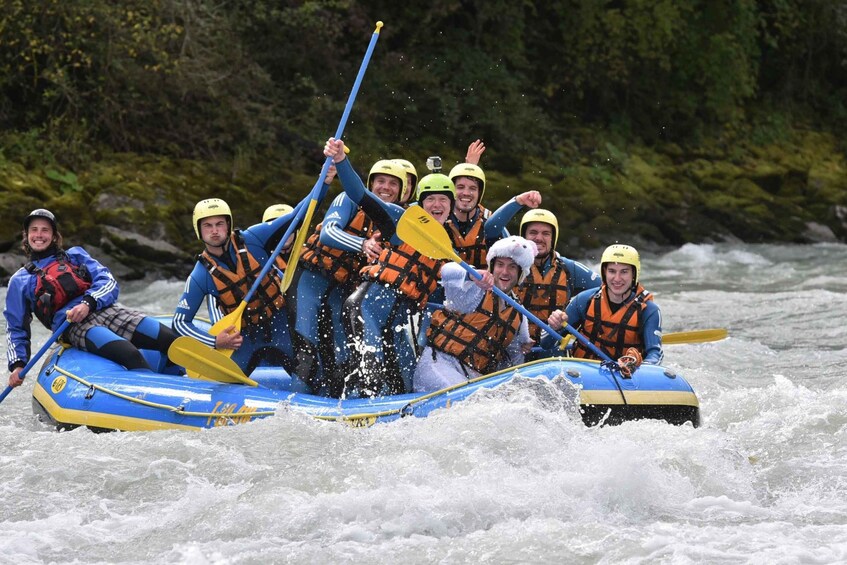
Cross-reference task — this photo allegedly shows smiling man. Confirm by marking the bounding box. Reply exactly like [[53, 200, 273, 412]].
[[517, 209, 601, 350], [543, 244, 663, 375], [413, 235, 537, 392], [5, 209, 177, 387], [445, 162, 541, 269], [323, 137, 455, 397], [290, 160, 401, 396]]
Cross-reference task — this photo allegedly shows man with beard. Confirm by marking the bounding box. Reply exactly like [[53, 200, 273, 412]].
[[517, 208, 600, 356], [446, 162, 541, 269], [172, 195, 310, 375]]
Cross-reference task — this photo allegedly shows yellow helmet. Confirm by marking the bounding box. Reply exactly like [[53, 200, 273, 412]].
[[262, 203, 294, 223], [600, 244, 641, 286], [193, 198, 232, 240], [368, 160, 406, 203], [520, 208, 559, 252], [448, 163, 486, 204], [392, 158, 418, 203]]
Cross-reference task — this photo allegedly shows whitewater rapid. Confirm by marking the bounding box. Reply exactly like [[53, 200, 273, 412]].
[[1, 243, 845, 564]]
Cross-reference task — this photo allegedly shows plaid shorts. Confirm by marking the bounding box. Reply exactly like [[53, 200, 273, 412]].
[[64, 304, 146, 351]]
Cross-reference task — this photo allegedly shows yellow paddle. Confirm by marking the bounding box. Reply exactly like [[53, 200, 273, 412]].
[[664, 328, 728, 344], [207, 22, 384, 350], [279, 146, 351, 294], [558, 328, 728, 348], [168, 337, 258, 386], [396, 207, 618, 365]]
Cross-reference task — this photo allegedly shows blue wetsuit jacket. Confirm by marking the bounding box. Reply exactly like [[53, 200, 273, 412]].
[[4, 246, 119, 371]]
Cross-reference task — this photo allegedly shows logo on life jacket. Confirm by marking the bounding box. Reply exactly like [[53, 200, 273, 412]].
[[25, 252, 92, 329]]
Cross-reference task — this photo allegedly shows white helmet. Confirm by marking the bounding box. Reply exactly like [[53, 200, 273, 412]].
[[486, 236, 537, 285]]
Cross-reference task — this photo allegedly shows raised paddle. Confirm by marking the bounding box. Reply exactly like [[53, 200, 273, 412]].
[[0, 319, 70, 405], [200, 22, 384, 355], [396, 207, 619, 366], [168, 337, 258, 386]]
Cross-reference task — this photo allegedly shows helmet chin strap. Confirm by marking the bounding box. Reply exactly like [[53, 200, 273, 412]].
[[204, 237, 229, 255], [534, 250, 552, 266]]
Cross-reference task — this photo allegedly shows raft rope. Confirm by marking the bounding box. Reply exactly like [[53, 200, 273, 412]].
[[313, 355, 595, 425], [600, 360, 629, 406], [50, 364, 276, 420], [46, 348, 603, 428]]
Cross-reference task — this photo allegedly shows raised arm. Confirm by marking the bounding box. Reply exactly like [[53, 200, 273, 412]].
[[465, 139, 486, 165], [319, 194, 367, 253], [484, 191, 542, 239]]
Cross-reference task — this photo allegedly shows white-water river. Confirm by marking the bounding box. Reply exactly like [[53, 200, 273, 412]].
[[1, 243, 845, 564]]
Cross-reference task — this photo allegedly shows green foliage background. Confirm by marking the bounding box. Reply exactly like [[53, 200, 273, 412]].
[[1, 0, 846, 278]]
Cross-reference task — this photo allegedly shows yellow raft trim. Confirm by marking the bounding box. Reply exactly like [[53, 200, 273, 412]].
[[580, 389, 699, 406], [314, 356, 698, 426], [34, 383, 198, 432], [33, 358, 276, 431]]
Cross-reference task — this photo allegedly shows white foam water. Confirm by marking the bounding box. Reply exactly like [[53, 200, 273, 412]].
[[1, 243, 846, 564]]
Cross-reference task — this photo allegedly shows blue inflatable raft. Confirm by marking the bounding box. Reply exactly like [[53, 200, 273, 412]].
[[30, 342, 700, 431]]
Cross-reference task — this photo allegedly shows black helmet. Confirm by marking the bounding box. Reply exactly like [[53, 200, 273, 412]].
[[23, 208, 57, 231]]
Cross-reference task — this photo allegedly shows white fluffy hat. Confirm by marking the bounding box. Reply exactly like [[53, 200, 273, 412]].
[[487, 236, 538, 285]]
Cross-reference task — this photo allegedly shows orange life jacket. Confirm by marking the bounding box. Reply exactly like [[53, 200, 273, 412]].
[[361, 242, 443, 310], [199, 231, 286, 325], [516, 256, 572, 343], [300, 210, 373, 284], [428, 292, 522, 374], [25, 251, 92, 329], [571, 284, 653, 360], [446, 205, 491, 268]]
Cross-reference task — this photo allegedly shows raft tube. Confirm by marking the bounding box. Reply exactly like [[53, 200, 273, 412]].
[[30, 344, 699, 432]]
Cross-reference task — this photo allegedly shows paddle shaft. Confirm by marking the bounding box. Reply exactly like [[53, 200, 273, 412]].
[[452, 261, 617, 364], [0, 319, 70, 405], [241, 22, 384, 305], [424, 304, 725, 345]]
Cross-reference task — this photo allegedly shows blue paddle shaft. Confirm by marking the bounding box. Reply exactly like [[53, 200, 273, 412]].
[[0, 319, 70, 405], [238, 24, 383, 305], [454, 261, 616, 364]]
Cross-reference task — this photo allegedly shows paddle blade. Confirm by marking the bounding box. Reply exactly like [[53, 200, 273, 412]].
[[664, 328, 728, 345], [210, 303, 245, 337], [168, 337, 257, 386], [281, 198, 319, 293], [396, 207, 460, 262]]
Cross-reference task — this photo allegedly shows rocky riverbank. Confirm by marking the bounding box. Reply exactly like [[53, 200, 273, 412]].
[[2, 129, 845, 284]]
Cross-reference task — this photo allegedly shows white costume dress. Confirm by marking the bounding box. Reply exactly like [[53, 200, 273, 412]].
[[413, 263, 531, 392]]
